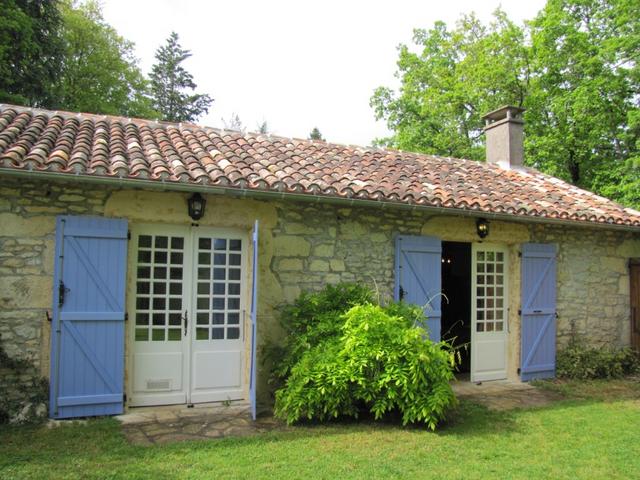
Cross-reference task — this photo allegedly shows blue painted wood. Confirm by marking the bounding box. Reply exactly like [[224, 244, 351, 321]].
[[395, 235, 442, 342], [520, 243, 558, 381], [249, 220, 259, 421], [49, 216, 128, 419]]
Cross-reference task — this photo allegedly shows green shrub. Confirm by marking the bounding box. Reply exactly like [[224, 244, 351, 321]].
[[271, 284, 457, 429], [556, 339, 640, 380], [265, 283, 374, 389]]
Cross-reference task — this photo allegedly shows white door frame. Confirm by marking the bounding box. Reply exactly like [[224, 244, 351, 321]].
[[470, 242, 509, 382], [126, 223, 249, 407]]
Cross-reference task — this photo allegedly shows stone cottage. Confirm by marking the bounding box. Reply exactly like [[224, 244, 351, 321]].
[[1, 104, 639, 420]]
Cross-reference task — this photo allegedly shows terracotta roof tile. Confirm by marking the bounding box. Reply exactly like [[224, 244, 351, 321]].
[[1, 104, 640, 228]]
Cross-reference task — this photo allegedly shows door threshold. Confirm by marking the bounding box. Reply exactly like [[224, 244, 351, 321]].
[[117, 399, 250, 426]]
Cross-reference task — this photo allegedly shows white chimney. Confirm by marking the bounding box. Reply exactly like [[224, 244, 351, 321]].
[[482, 105, 525, 169]]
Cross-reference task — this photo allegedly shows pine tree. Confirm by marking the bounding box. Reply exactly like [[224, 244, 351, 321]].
[[309, 127, 324, 141], [149, 32, 212, 122]]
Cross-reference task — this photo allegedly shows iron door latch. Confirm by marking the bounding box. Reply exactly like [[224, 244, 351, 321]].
[[58, 280, 70, 307]]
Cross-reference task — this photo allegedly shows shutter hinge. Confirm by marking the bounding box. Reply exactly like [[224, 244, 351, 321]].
[[124, 312, 129, 321], [518, 309, 522, 316], [127, 231, 131, 240], [518, 251, 522, 257], [123, 393, 127, 404]]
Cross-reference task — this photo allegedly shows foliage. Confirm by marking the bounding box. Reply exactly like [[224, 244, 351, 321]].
[[270, 283, 456, 428], [556, 339, 640, 380], [149, 31, 213, 122], [267, 283, 374, 388], [0, 0, 64, 106], [51, 1, 155, 118], [526, 0, 640, 191], [371, 10, 528, 161], [308, 127, 324, 141], [371, 0, 640, 208], [0, 335, 48, 424], [274, 304, 456, 428]]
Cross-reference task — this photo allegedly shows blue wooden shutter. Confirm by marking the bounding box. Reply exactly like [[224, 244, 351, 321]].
[[49, 216, 128, 418], [249, 220, 259, 421], [520, 243, 558, 381], [395, 235, 442, 342]]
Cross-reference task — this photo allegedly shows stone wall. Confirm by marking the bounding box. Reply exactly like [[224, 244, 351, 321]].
[[271, 204, 426, 304], [530, 224, 640, 348], [1, 176, 639, 413]]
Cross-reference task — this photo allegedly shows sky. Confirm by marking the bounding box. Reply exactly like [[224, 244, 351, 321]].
[[102, 0, 546, 146]]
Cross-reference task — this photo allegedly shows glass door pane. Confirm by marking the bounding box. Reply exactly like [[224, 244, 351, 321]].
[[134, 234, 185, 342], [194, 236, 243, 342]]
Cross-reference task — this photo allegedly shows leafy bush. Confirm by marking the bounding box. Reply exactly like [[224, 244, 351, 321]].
[[271, 284, 457, 428], [556, 339, 640, 380], [266, 283, 374, 389]]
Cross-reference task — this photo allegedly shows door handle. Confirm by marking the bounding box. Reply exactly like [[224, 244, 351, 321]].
[[183, 310, 188, 336], [58, 280, 70, 307]]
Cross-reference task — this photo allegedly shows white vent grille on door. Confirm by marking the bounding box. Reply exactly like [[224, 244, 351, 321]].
[[146, 379, 171, 391]]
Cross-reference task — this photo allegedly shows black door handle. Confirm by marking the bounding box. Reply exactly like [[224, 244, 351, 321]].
[[58, 281, 70, 307], [183, 310, 188, 336]]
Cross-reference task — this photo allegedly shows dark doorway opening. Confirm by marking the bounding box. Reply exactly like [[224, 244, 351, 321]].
[[441, 241, 472, 373]]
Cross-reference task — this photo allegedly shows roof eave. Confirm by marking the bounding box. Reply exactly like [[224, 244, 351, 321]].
[[2, 168, 640, 233]]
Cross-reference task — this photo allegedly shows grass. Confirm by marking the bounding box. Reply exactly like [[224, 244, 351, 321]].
[[1, 379, 640, 480]]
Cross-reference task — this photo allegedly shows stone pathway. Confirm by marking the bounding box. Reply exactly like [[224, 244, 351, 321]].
[[116, 403, 287, 445], [117, 382, 562, 445], [452, 379, 563, 410]]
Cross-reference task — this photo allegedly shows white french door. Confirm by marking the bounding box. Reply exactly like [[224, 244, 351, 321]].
[[128, 224, 247, 407], [471, 244, 509, 382]]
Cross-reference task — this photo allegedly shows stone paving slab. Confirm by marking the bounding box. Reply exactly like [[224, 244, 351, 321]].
[[117, 403, 287, 445], [452, 379, 563, 411]]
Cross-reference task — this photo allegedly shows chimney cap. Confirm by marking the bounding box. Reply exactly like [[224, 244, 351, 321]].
[[482, 105, 525, 124]]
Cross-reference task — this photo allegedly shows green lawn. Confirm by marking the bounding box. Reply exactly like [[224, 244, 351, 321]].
[[1, 380, 639, 480]]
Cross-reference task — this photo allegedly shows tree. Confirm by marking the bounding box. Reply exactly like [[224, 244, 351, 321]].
[[0, 0, 64, 106], [370, 10, 528, 161], [527, 0, 639, 200], [309, 127, 324, 141], [52, 1, 155, 118], [149, 32, 212, 122], [371, 1, 640, 207]]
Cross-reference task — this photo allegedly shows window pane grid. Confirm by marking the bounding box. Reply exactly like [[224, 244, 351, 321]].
[[135, 234, 184, 342], [195, 237, 242, 341], [476, 250, 506, 333]]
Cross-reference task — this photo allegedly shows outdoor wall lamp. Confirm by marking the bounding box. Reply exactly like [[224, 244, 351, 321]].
[[188, 192, 206, 220], [476, 218, 489, 239]]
